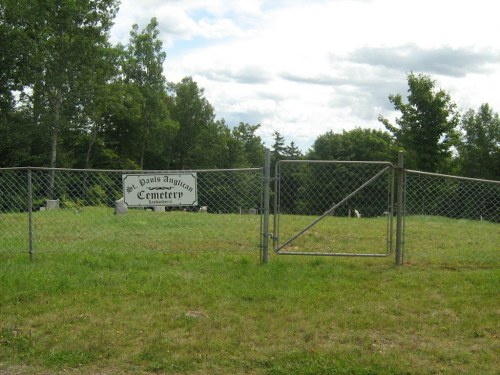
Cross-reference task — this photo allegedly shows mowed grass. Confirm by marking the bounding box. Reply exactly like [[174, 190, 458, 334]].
[[0, 208, 262, 253], [0, 210, 499, 374]]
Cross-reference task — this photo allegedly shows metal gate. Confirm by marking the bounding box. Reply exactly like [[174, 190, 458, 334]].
[[272, 160, 396, 257]]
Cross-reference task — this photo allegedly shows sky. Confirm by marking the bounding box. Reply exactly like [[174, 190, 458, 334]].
[[110, 0, 500, 152]]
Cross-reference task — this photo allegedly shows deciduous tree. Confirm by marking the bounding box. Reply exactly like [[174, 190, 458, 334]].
[[378, 73, 459, 172], [2, 0, 119, 195], [167, 77, 215, 169], [123, 18, 176, 169], [231, 122, 265, 167], [459, 104, 500, 179], [308, 128, 396, 162]]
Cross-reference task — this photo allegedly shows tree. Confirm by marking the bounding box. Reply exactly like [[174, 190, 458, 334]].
[[0, 109, 47, 167], [83, 79, 143, 169], [284, 141, 302, 160], [378, 73, 459, 172], [2, 0, 119, 195], [190, 119, 232, 168], [123, 18, 175, 169], [294, 128, 399, 217], [33, 0, 117, 166], [271, 130, 286, 165], [308, 128, 396, 162], [459, 104, 500, 180], [0, 4, 39, 167], [230, 122, 265, 167], [66, 44, 124, 169], [0, 2, 22, 117], [167, 77, 215, 169]]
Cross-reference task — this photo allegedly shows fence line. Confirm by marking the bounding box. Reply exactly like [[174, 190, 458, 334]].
[[403, 169, 500, 265], [0, 167, 264, 256], [405, 169, 500, 222], [1, 164, 499, 265]]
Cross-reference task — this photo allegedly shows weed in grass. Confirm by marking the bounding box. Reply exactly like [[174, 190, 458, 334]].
[[0, 326, 34, 361]]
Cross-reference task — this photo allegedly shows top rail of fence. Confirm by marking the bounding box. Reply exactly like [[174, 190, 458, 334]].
[[277, 160, 394, 167], [406, 169, 500, 185], [0, 166, 263, 173]]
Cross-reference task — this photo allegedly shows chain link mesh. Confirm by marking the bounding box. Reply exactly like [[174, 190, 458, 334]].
[[2, 165, 499, 264], [0, 168, 263, 254], [404, 170, 500, 265], [274, 161, 394, 255], [0, 169, 29, 251]]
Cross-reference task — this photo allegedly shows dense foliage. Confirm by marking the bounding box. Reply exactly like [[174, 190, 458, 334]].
[[0, 1, 265, 170], [1, 2, 498, 180]]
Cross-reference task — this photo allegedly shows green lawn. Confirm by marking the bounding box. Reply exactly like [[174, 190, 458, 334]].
[[0, 211, 498, 374]]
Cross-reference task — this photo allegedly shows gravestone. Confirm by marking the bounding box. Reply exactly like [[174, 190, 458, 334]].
[[46, 199, 60, 210], [153, 206, 165, 212], [114, 197, 128, 215]]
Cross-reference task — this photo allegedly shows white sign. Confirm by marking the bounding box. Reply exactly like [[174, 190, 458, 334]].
[[122, 173, 198, 207]]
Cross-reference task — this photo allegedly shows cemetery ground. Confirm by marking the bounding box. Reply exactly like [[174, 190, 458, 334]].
[[0, 210, 499, 374]]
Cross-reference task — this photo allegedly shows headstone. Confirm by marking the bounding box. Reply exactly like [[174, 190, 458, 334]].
[[114, 197, 128, 215], [46, 199, 60, 210], [248, 208, 257, 215], [329, 202, 335, 216], [199, 206, 208, 213], [153, 206, 165, 212]]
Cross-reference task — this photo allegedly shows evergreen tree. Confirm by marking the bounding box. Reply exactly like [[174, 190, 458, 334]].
[[271, 130, 286, 166], [284, 141, 302, 160]]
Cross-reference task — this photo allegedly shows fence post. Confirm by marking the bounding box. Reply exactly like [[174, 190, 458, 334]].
[[261, 148, 271, 264], [28, 169, 34, 261], [395, 152, 404, 265]]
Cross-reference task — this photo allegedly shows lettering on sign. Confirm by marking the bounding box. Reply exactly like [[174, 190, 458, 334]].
[[122, 173, 198, 207]]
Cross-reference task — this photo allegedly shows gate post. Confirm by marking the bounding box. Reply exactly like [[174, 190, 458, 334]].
[[261, 148, 271, 264], [395, 152, 404, 265]]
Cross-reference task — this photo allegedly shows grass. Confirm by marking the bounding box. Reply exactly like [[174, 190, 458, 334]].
[[404, 215, 500, 266], [1, 208, 262, 253], [0, 210, 499, 374]]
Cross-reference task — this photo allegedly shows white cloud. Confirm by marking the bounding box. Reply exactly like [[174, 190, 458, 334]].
[[111, 0, 500, 152]]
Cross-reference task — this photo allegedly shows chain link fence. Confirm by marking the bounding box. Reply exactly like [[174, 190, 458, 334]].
[[2, 163, 499, 265], [272, 160, 499, 264], [404, 170, 500, 265], [0, 167, 263, 256], [273, 161, 395, 256]]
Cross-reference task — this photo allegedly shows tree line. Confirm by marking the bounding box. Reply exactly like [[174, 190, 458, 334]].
[[298, 72, 499, 181], [1, 0, 499, 181]]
